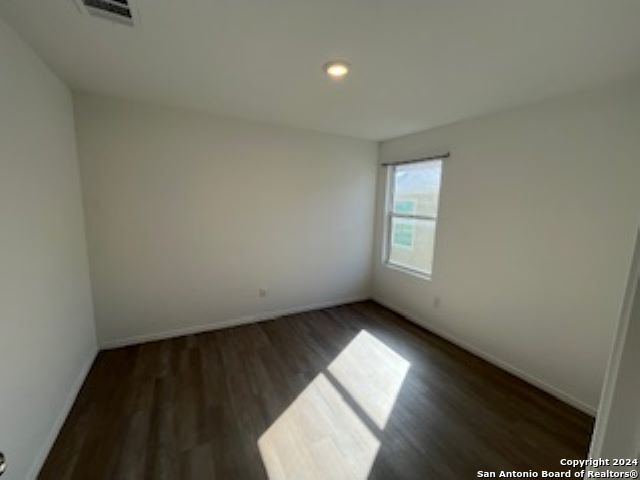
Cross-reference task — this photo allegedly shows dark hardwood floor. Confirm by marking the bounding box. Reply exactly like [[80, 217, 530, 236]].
[[40, 301, 593, 479]]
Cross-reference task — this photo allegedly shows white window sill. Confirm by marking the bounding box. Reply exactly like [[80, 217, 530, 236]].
[[383, 261, 432, 281]]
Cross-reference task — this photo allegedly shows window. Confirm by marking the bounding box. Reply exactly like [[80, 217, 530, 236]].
[[393, 221, 415, 248], [392, 200, 416, 248], [385, 159, 443, 277]]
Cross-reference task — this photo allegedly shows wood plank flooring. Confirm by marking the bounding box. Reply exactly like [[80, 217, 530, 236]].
[[40, 301, 593, 479]]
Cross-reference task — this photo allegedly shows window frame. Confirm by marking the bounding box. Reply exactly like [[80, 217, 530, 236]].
[[384, 159, 442, 279]]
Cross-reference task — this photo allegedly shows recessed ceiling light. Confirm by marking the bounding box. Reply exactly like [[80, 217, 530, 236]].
[[323, 61, 350, 79]]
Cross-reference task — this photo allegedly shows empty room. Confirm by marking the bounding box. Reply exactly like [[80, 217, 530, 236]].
[[1, 1, 640, 479]]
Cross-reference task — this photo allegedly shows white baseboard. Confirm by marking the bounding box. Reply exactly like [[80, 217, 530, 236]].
[[101, 296, 370, 350], [373, 295, 597, 416], [28, 348, 98, 479]]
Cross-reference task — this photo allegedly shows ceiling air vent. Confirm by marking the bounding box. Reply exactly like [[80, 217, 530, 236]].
[[78, 0, 135, 26]]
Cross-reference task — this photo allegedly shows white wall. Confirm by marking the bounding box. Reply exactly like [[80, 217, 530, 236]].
[[0, 18, 96, 480], [73, 94, 377, 347], [373, 80, 640, 413]]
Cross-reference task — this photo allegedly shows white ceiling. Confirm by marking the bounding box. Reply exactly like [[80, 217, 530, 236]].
[[2, 0, 640, 140]]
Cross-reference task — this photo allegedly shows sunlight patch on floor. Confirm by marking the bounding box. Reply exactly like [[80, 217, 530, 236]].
[[258, 373, 380, 479], [328, 330, 410, 429], [258, 330, 410, 480]]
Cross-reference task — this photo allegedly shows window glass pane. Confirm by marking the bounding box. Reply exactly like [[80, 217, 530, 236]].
[[393, 221, 414, 247], [392, 160, 442, 217], [389, 217, 435, 274], [393, 200, 416, 214]]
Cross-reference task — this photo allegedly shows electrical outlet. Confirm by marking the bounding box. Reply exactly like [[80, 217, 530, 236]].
[[259, 288, 267, 298], [433, 296, 441, 308]]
